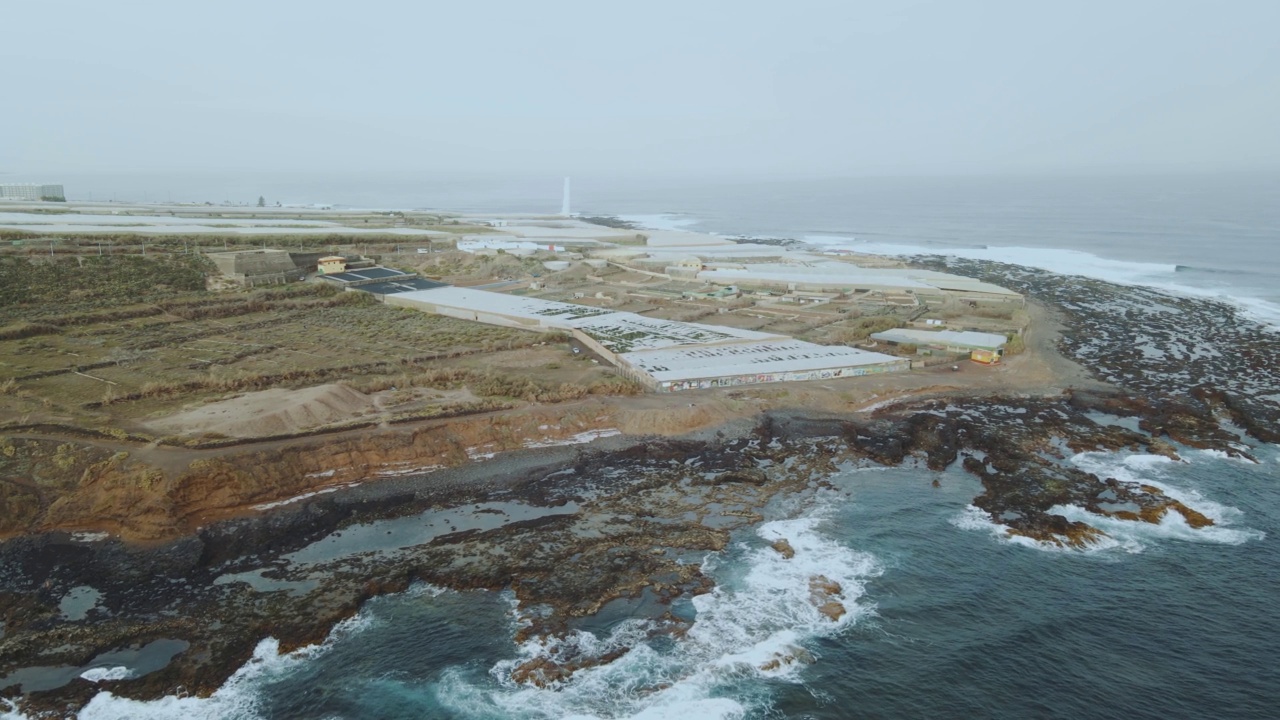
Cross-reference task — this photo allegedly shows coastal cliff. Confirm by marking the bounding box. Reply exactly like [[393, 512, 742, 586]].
[[3, 265, 1279, 716], [1, 400, 730, 543]]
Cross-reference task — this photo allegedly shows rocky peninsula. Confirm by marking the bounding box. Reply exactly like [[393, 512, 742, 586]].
[[2, 258, 1279, 717]]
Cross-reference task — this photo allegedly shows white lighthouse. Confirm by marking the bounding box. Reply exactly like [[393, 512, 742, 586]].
[[561, 177, 571, 217]]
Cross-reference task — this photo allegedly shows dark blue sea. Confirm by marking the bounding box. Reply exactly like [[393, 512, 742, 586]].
[[25, 172, 1280, 719]]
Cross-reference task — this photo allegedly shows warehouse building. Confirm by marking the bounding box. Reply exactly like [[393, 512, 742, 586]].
[[621, 340, 909, 392], [870, 328, 1009, 363], [695, 262, 1023, 304], [387, 287, 908, 391]]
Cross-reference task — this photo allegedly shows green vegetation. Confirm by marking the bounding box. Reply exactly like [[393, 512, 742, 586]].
[[344, 367, 642, 404], [1004, 333, 1026, 356], [825, 316, 905, 345], [0, 254, 213, 309]]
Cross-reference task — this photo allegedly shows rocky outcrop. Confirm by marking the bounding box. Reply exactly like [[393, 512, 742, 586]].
[[809, 575, 846, 621], [4, 267, 1279, 716], [771, 538, 795, 559]]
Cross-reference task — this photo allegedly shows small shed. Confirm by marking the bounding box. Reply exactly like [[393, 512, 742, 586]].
[[970, 348, 1002, 365], [318, 256, 348, 275]]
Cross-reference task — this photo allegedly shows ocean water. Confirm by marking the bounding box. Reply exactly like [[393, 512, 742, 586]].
[[14, 172, 1279, 718], [68, 446, 1280, 720], [586, 173, 1280, 327], [54, 171, 1280, 324]]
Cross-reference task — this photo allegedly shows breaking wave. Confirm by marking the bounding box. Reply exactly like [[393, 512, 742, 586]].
[[435, 510, 880, 719], [69, 612, 377, 720], [802, 235, 1280, 329], [951, 452, 1265, 554]]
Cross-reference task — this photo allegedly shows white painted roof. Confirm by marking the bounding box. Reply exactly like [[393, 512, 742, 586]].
[[622, 340, 905, 382], [392, 286, 777, 352], [699, 266, 934, 290], [694, 262, 1020, 296], [392, 287, 615, 325], [573, 314, 777, 353], [0, 211, 447, 236], [870, 328, 1008, 349]]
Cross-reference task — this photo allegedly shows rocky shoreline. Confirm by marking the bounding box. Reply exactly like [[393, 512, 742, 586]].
[[3, 268, 1279, 717]]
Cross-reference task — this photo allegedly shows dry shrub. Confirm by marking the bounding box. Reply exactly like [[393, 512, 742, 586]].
[[0, 322, 61, 341], [588, 377, 644, 396]]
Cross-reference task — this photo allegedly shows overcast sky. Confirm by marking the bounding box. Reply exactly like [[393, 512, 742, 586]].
[[2, 0, 1277, 179]]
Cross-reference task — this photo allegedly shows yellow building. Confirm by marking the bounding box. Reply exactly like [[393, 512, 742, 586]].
[[318, 256, 347, 275], [970, 348, 1002, 365]]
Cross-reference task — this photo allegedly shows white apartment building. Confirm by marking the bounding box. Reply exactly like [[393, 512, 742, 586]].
[[0, 184, 66, 201]]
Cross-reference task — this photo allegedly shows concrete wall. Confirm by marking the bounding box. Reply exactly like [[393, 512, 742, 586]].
[[207, 250, 299, 280], [289, 252, 328, 271]]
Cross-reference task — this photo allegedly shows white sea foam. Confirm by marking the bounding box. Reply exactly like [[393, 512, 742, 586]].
[[1048, 502, 1263, 551], [73, 611, 375, 720], [802, 235, 1280, 329], [951, 504, 1131, 554], [1070, 452, 1260, 536], [80, 666, 133, 683], [1194, 448, 1260, 465], [952, 452, 1265, 554], [436, 510, 879, 719]]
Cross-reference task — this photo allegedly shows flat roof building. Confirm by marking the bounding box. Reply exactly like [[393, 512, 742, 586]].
[[870, 328, 1008, 353], [0, 184, 65, 201], [695, 262, 1022, 301], [387, 286, 909, 391], [317, 256, 348, 274], [621, 340, 908, 392]]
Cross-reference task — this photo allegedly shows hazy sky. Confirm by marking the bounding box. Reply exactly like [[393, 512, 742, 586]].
[[3, 0, 1278, 178]]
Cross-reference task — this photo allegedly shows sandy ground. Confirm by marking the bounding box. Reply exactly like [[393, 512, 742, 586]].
[[17, 300, 1101, 487], [146, 383, 379, 438], [594, 298, 1105, 424], [139, 300, 1096, 441]]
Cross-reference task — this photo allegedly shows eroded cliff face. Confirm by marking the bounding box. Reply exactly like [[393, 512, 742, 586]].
[[4, 263, 1280, 716], [1, 399, 728, 542]]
